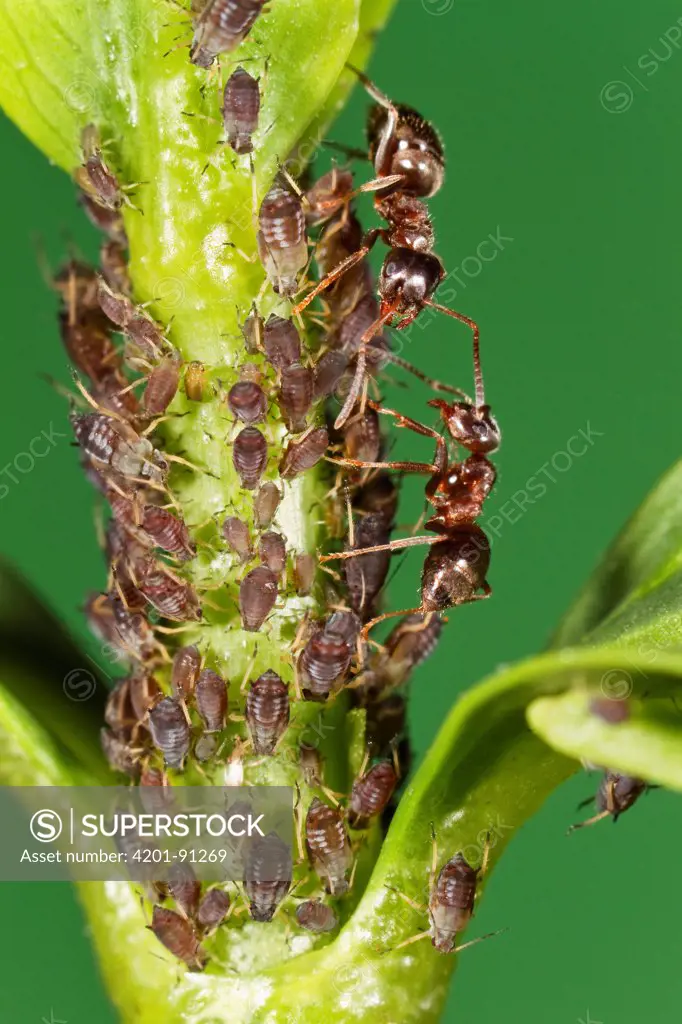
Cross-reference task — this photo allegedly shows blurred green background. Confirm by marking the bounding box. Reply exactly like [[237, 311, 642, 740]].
[[1, 0, 681, 1020]]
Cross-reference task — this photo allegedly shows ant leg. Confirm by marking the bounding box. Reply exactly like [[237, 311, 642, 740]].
[[292, 230, 380, 316], [380, 350, 473, 403], [334, 303, 400, 429], [346, 64, 399, 177], [368, 402, 448, 471], [423, 300, 485, 408], [361, 606, 426, 644], [320, 535, 445, 565], [328, 456, 439, 475]]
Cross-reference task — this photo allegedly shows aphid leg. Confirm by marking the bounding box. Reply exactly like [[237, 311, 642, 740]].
[[453, 929, 507, 955], [390, 929, 431, 953], [567, 809, 611, 834], [294, 786, 306, 861], [429, 822, 439, 889], [71, 372, 128, 426], [478, 831, 492, 878]]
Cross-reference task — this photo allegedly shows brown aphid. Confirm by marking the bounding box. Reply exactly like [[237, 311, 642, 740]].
[[245, 670, 289, 754], [296, 899, 338, 934], [110, 594, 157, 662], [299, 621, 353, 700], [104, 677, 135, 735], [139, 765, 175, 814], [222, 66, 260, 155], [58, 313, 121, 391], [343, 407, 381, 464], [195, 669, 228, 732], [305, 798, 352, 895], [76, 125, 123, 211], [355, 471, 400, 525], [280, 426, 328, 479], [259, 531, 286, 574], [257, 186, 308, 298], [569, 771, 647, 833], [589, 696, 631, 724], [244, 832, 292, 922], [365, 694, 407, 758], [312, 350, 348, 401], [138, 564, 201, 621], [168, 863, 202, 918], [233, 426, 268, 489], [140, 504, 196, 562], [345, 512, 393, 617], [100, 239, 130, 295], [79, 193, 127, 243], [150, 906, 206, 971], [227, 379, 267, 425], [97, 278, 164, 360], [194, 733, 218, 761], [305, 167, 355, 225], [348, 760, 398, 828], [293, 553, 316, 595], [429, 852, 481, 953], [184, 361, 207, 401], [101, 727, 140, 777], [262, 315, 302, 371], [240, 308, 263, 355], [278, 363, 313, 433], [148, 697, 191, 769], [196, 888, 231, 934], [129, 669, 163, 721], [143, 352, 182, 416], [299, 743, 323, 787], [190, 0, 267, 67], [223, 515, 253, 562], [254, 481, 281, 529], [239, 566, 278, 631], [72, 412, 165, 484]]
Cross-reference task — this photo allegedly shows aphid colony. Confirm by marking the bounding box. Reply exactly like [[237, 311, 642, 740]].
[[55, 19, 635, 971]]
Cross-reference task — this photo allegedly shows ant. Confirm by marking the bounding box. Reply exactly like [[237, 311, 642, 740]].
[[319, 326, 500, 642], [292, 67, 480, 428]]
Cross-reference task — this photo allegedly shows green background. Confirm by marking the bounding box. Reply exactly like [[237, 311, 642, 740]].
[[0, 0, 680, 1020]]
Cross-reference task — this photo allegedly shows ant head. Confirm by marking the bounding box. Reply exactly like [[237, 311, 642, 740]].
[[379, 248, 443, 312], [368, 104, 444, 198], [429, 399, 501, 455]]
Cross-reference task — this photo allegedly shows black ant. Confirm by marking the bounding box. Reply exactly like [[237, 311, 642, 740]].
[[319, 328, 500, 642], [293, 67, 480, 428]]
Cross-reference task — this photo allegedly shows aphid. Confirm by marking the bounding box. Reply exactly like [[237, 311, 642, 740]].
[[223, 515, 253, 561], [138, 563, 201, 621], [139, 504, 196, 562], [171, 645, 202, 701], [244, 832, 292, 921], [293, 552, 316, 595], [101, 727, 140, 776], [312, 350, 348, 401], [295, 900, 338, 934], [148, 696, 191, 769], [365, 694, 407, 758], [75, 125, 124, 211], [100, 239, 130, 295], [72, 412, 165, 484], [149, 906, 206, 971], [168, 863, 202, 918], [299, 621, 353, 700], [239, 566, 278, 631], [279, 426, 328, 479], [58, 312, 120, 390], [343, 407, 381, 464], [104, 677, 135, 734], [233, 426, 268, 489], [143, 352, 182, 416], [254, 481, 281, 529], [139, 765, 175, 814], [240, 307, 264, 355], [257, 185, 308, 298], [227, 379, 267, 425], [97, 278, 165, 360], [222, 66, 260, 155], [185, 361, 207, 401], [190, 0, 267, 68], [129, 669, 163, 721], [348, 760, 398, 828], [196, 888, 231, 934], [194, 733, 218, 761], [344, 512, 393, 617], [110, 594, 157, 662], [305, 167, 355, 225], [353, 612, 444, 702], [569, 771, 647, 833], [258, 531, 286, 574], [245, 670, 289, 754], [589, 696, 631, 724], [262, 315, 301, 370], [305, 798, 352, 895], [278, 363, 313, 433], [299, 743, 323, 788], [195, 669, 228, 732], [355, 470, 399, 525], [79, 193, 127, 243]]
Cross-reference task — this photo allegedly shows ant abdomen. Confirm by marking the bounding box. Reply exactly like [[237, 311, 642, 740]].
[[420, 526, 490, 612], [368, 103, 445, 199]]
